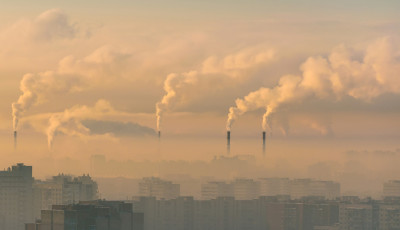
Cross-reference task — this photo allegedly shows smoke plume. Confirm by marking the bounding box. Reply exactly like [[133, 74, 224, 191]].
[[11, 46, 130, 136], [47, 100, 117, 149], [156, 48, 275, 132], [227, 37, 400, 133], [156, 71, 198, 132]]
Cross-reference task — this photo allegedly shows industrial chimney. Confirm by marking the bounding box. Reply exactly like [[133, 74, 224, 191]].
[[13, 131, 17, 149], [158, 131, 161, 139], [262, 131, 266, 155], [227, 131, 231, 154]]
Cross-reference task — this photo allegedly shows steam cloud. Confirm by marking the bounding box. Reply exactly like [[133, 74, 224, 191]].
[[155, 71, 198, 132], [11, 46, 130, 136], [47, 100, 123, 149], [227, 38, 400, 133], [156, 48, 275, 132]]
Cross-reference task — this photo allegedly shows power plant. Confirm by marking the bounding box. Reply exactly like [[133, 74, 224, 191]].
[[227, 131, 231, 154]]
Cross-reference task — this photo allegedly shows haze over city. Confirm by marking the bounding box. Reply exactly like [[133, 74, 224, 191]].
[[2, 0, 400, 201]]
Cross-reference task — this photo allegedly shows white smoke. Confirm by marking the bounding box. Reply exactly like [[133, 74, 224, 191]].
[[47, 100, 117, 149], [156, 47, 275, 132], [156, 71, 198, 132], [11, 46, 130, 133], [227, 37, 400, 133]]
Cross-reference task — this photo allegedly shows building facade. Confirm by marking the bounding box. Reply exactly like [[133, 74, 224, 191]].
[[31, 200, 143, 230], [33, 174, 98, 219], [0, 163, 34, 230], [138, 177, 180, 200]]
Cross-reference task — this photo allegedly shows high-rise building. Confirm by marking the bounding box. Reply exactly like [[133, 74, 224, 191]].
[[138, 177, 180, 200], [339, 204, 373, 230], [290, 179, 340, 199], [33, 174, 98, 219], [383, 180, 400, 198], [129, 196, 343, 230], [309, 181, 340, 200], [379, 205, 400, 230], [30, 200, 143, 230], [259, 178, 290, 196], [0, 163, 34, 230], [232, 178, 260, 200], [302, 203, 339, 229], [200, 181, 233, 200]]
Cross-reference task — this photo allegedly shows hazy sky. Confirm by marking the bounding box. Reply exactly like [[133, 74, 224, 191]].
[[1, 0, 400, 190]]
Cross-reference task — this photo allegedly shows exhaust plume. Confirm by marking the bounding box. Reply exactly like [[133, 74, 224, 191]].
[[227, 37, 400, 134], [227, 74, 302, 132], [156, 47, 275, 133], [156, 71, 198, 133], [11, 46, 130, 138], [46, 100, 118, 149]]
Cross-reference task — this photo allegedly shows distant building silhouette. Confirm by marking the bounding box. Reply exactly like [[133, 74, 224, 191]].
[[27, 200, 143, 230], [129, 196, 340, 230], [201, 181, 233, 200], [232, 178, 260, 200], [33, 174, 98, 219], [0, 163, 34, 230], [290, 179, 340, 200], [259, 178, 291, 197], [200, 178, 340, 201], [383, 180, 400, 199], [339, 204, 374, 230], [138, 177, 180, 200]]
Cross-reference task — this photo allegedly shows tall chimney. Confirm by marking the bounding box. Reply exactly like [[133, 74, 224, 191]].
[[158, 131, 161, 139], [227, 131, 231, 154], [262, 131, 266, 155], [14, 131, 17, 149]]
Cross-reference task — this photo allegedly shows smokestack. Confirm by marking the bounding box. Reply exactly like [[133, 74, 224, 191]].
[[14, 131, 17, 149], [227, 131, 231, 154], [262, 131, 266, 155], [158, 131, 161, 139]]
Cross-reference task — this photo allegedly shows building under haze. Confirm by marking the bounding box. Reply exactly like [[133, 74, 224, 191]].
[[379, 205, 400, 230], [232, 178, 260, 200], [138, 177, 180, 200], [339, 204, 374, 230], [383, 180, 400, 198], [33, 174, 98, 219], [28, 200, 143, 230], [259, 178, 290, 197], [199, 178, 340, 201], [0, 163, 34, 230], [129, 195, 342, 230], [201, 181, 233, 200], [290, 179, 340, 200]]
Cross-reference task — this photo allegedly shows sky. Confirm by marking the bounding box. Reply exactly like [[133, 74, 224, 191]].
[[1, 0, 400, 195]]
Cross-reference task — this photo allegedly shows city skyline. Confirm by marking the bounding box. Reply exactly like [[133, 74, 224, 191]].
[[3, 162, 400, 230]]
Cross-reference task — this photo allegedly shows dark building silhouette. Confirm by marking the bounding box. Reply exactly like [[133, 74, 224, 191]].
[[0, 163, 34, 230], [129, 196, 340, 230], [29, 200, 143, 230], [33, 174, 98, 219]]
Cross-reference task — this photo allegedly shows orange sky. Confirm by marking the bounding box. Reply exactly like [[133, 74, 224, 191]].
[[1, 1, 400, 197]]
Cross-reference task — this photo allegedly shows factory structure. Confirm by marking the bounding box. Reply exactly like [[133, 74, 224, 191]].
[[226, 130, 267, 156]]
